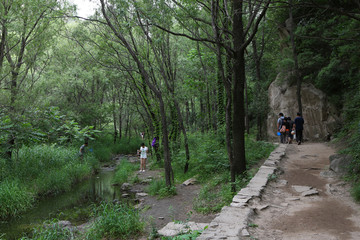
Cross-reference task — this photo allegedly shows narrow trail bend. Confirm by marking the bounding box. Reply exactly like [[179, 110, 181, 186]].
[[249, 143, 360, 240]]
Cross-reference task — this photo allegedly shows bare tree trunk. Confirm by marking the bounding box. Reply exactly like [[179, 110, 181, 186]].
[[191, 99, 196, 128], [289, 0, 302, 114], [244, 78, 250, 134], [185, 101, 190, 126], [112, 92, 118, 143], [232, 0, 247, 176]]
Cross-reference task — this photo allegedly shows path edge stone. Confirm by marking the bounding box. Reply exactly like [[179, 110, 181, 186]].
[[197, 143, 287, 240]]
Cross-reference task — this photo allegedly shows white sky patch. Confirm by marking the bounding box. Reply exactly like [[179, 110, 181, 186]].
[[70, 0, 98, 18]]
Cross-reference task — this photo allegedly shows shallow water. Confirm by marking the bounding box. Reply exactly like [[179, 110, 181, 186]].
[[0, 165, 122, 239]]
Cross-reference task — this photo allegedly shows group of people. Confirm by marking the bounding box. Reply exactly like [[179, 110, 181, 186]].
[[277, 112, 304, 145]]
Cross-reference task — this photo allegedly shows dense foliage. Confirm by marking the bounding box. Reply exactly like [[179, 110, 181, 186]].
[[0, 0, 360, 238]]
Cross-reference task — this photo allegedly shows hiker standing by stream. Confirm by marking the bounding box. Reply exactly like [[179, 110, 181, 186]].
[[79, 142, 88, 161], [139, 143, 148, 172]]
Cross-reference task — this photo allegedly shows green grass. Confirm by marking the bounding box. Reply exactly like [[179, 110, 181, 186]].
[[92, 133, 142, 162], [334, 119, 360, 201], [146, 179, 177, 198], [171, 131, 275, 213], [0, 145, 95, 219], [20, 219, 76, 240], [112, 159, 139, 185], [85, 202, 144, 240], [0, 179, 35, 219]]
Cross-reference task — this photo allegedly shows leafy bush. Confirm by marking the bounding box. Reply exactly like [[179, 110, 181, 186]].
[[0, 179, 35, 219], [85, 202, 144, 240]]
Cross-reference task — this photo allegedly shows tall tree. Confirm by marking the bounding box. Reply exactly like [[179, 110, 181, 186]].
[[231, 0, 271, 181], [288, 0, 302, 114], [0, 0, 67, 159], [99, 0, 174, 186]]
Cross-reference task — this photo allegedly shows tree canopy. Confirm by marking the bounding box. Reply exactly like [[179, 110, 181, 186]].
[[1, 0, 360, 187]]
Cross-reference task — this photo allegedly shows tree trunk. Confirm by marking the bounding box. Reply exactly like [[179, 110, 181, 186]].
[[112, 93, 117, 143], [244, 77, 250, 134], [252, 38, 265, 140], [232, 0, 247, 176], [185, 101, 190, 127], [289, 0, 302, 114], [225, 53, 234, 190], [159, 98, 173, 186], [190, 99, 196, 128]]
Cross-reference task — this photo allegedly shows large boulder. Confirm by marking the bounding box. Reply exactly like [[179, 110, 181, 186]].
[[267, 73, 340, 141], [329, 154, 353, 175]]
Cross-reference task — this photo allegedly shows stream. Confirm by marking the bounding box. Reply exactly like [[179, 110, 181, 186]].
[[0, 157, 127, 240]]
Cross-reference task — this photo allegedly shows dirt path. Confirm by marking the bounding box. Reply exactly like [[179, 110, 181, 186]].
[[127, 167, 215, 238], [249, 143, 360, 240]]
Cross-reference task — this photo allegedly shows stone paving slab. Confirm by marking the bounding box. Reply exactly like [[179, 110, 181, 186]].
[[196, 144, 287, 240], [157, 222, 208, 237]]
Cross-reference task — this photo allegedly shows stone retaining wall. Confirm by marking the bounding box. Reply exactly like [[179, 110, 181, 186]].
[[197, 144, 287, 240]]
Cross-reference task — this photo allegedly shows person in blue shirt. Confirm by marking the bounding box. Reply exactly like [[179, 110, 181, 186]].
[[294, 112, 305, 145], [277, 113, 285, 143]]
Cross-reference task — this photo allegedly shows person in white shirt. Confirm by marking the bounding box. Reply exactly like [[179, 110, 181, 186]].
[[139, 143, 148, 172]]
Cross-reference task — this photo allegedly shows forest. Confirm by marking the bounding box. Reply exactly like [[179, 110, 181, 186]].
[[0, 0, 360, 239]]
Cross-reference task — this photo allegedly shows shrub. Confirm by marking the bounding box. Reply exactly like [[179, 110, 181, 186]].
[[85, 202, 144, 240]]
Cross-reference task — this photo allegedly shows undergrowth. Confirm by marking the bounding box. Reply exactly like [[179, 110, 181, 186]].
[[85, 202, 144, 240], [146, 179, 177, 198], [92, 133, 142, 162], [337, 119, 360, 201], [0, 145, 95, 219], [171, 131, 275, 214], [112, 158, 139, 185]]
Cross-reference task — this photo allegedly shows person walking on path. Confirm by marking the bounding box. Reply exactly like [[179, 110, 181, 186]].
[[287, 117, 295, 144], [277, 113, 285, 143], [79, 142, 88, 161], [294, 112, 304, 145], [139, 143, 148, 172]]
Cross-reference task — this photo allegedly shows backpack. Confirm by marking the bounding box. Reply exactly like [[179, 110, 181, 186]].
[[280, 125, 286, 133], [151, 137, 157, 147]]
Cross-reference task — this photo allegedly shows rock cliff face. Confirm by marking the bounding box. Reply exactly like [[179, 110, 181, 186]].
[[267, 73, 339, 141]]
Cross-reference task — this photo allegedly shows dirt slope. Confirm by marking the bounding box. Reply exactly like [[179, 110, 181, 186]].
[[249, 143, 360, 240]]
